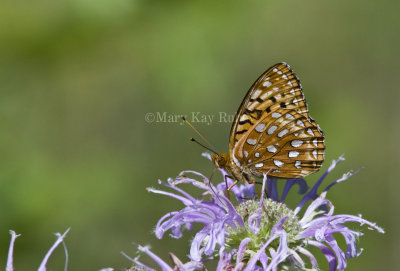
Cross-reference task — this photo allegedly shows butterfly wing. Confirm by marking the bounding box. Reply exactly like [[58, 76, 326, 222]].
[[229, 62, 325, 178]]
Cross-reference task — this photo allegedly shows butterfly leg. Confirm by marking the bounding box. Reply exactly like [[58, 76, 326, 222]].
[[253, 182, 261, 199], [226, 179, 239, 200], [224, 175, 236, 200], [206, 167, 220, 197]]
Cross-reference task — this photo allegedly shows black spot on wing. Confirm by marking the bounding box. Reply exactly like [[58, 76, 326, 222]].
[[235, 129, 248, 135], [249, 97, 264, 103], [244, 109, 262, 120], [238, 119, 253, 125]]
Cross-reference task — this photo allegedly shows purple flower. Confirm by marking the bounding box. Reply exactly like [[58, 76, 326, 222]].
[[126, 245, 204, 271], [129, 155, 384, 271], [147, 171, 244, 261], [5, 229, 70, 271]]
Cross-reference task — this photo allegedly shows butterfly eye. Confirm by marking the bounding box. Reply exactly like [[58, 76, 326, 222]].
[[211, 154, 227, 169], [210, 154, 221, 168], [219, 155, 227, 166]]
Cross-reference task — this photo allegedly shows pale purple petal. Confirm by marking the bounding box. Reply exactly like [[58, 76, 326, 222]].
[[155, 212, 180, 239], [342, 231, 363, 258], [267, 178, 279, 201], [148, 186, 193, 206], [234, 263, 247, 271], [204, 226, 220, 255], [323, 170, 359, 193], [288, 248, 305, 267], [216, 250, 233, 271], [132, 258, 155, 271], [296, 246, 318, 269], [280, 178, 308, 202], [137, 245, 174, 271], [300, 214, 384, 240], [247, 175, 268, 234], [170, 253, 204, 271], [6, 230, 21, 271], [247, 210, 263, 234], [237, 238, 251, 265], [270, 216, 289, 236], [130, 246, 203, 271], [234, 183, 256, 202], [243, 235, 278, 271], [325, 235, 346, 270], [259, 250, 269, 270], [177, 170, 212, 187], [266, 230, 289, 271], [244, 216, 289, 271], [268, 248, 277, 271], [190, 229, 210, 261], [38, 228, 70, 271], [298, 193, 333, 220], [259, 174, 268, 204], [181, 261, 204, 270], [296, 156, 345, 212], [308, 240, 337, 271]]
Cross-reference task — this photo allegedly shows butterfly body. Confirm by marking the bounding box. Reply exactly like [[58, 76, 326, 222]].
[[211, 152, 256, 184], [213, 62, 325, 183]]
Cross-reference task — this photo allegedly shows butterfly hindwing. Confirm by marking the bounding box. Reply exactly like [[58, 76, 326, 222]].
[[229, 62, 325, 178]]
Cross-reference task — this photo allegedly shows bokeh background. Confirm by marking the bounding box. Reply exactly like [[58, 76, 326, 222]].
[[0, 0, 398, 270]]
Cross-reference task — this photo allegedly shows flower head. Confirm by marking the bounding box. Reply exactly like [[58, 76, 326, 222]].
[[131, 155, 384, 271], [147, 171, 243, 261]]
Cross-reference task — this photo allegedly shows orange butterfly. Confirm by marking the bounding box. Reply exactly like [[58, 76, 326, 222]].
[[211, 63, 325, 187]]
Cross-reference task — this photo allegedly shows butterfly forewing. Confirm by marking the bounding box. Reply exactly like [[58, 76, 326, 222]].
[[229, 62, 325, 179], [230, 63, 307, 147]]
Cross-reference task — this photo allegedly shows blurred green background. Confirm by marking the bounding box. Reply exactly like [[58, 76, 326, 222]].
[[0, 0, 398, 270]]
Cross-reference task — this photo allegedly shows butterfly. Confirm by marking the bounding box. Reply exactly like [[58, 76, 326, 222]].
[[211, 62, 325, 186]]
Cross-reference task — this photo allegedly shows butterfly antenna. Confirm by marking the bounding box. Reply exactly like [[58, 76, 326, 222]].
[[189, 138, 218, 155], [181, 116, 217, 152]]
